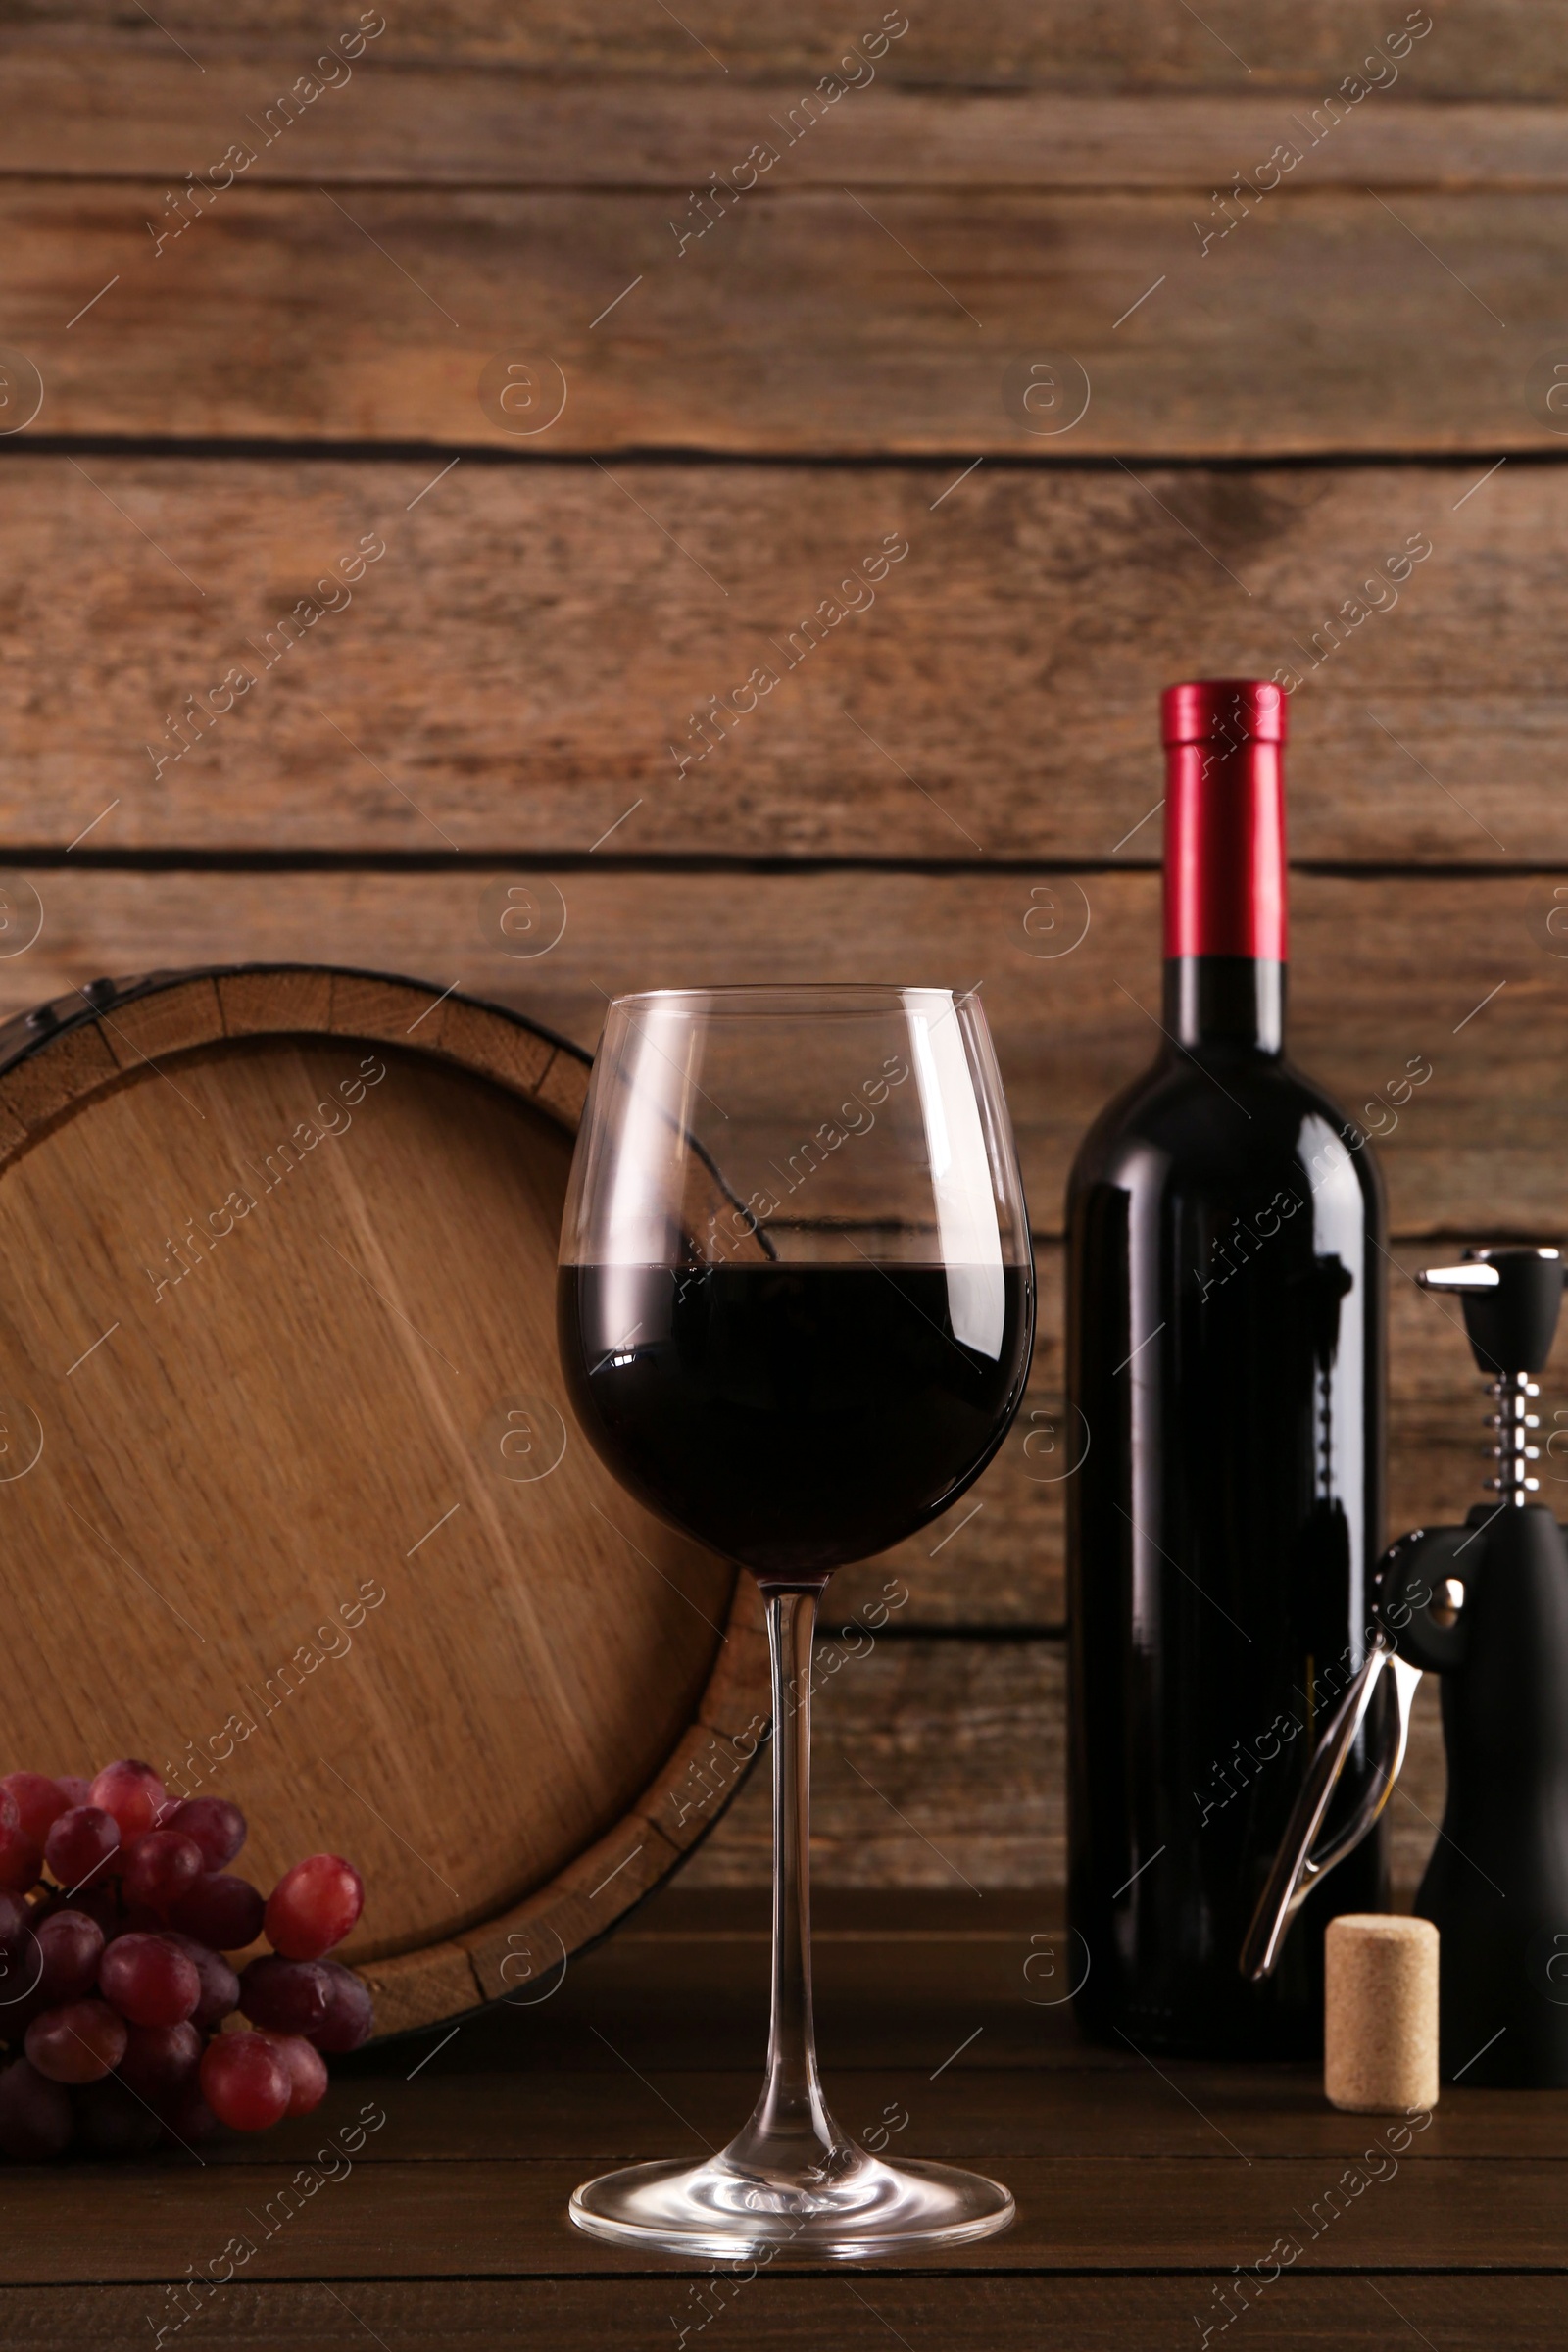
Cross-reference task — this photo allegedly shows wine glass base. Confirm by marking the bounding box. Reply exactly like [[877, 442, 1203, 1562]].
[[568, 2146, 1015, 2262]]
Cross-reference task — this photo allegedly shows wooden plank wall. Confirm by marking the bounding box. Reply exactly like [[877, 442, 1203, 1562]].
[[5, 0, 1565, 1896]]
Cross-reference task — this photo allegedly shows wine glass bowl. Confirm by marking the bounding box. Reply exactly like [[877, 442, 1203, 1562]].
[[558, 985, 1033, 2257]]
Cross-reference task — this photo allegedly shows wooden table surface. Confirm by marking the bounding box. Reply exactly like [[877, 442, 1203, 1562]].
[[10, 1886, 1564, 2350]]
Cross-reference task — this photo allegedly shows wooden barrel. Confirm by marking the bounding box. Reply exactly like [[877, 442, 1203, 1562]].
[[0, 965, 769, 2035]]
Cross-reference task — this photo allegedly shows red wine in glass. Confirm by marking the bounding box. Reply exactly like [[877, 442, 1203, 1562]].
[[561, 1261, 1031, 1580], [558, 985, 1033, 2258]]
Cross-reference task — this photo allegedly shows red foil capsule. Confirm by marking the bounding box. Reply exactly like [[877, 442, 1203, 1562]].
[[1160, 678, 1288, 962]]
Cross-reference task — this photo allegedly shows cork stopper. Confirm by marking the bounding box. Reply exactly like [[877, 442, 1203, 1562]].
[[1324, 1914, 1440, 2113]]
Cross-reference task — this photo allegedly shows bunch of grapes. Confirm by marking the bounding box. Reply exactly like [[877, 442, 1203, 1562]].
[[0, 1759, 369, 2158]]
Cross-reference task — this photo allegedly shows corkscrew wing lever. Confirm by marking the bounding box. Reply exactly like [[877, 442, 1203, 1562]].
[[1240, 1637, 1421, 1983]]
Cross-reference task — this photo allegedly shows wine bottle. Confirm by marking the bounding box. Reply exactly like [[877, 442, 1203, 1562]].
[[1066, 679, 1389, 2058]]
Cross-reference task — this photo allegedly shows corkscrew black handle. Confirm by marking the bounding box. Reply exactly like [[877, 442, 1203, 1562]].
[[1419, 1247, 1563, 1377]]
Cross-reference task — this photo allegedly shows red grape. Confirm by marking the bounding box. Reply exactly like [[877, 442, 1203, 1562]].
[[74, 2074, 161, 2156], [0, 1902, 40, 2025], [268, 2032, 329, 2117], [0, 1892, 31, 1979], [121, 1831, 203, 1915], [36, 1877, 122, 1942], [167, 1872, 265, 1951], [0, 1773, 67, 1845], [44, 1806, 119, 1891], [88, 1760, 166, 1841], [162, 1797, 245, 1871], [161, 1932, 238, 2032], [34, 1910, 104, 2005], [238, 1955, 329, 2034], [116, 2019, 202, 2106], [0, 1821, 43, 1897], [265, 1855, 364, 1960], [308, 1960, 374, 2054], [0, 2057, 73, 2157], [99, 1934, 200, 2029], [53, 1776, 91, 1810], [199, 2031, 290, 2132], [25, 1998, 126, 2083]]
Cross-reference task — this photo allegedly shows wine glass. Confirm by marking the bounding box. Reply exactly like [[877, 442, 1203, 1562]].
[[557, 984, 1034, 2258]]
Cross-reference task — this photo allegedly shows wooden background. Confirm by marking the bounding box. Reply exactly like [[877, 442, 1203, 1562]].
[[3, 0, 1564, 1904]]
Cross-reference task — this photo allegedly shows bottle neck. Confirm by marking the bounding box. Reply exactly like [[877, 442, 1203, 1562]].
[[1162, 728, 1287, 1054], [1163, 956, 1285, 1054]]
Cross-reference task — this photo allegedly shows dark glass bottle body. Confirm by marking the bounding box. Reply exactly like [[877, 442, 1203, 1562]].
[[1067, 955, 1389, 2057]]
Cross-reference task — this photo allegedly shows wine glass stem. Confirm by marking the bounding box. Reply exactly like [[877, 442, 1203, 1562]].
[[728, 1586, 841, 2176]]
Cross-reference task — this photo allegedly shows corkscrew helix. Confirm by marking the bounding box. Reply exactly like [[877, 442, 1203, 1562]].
[[1241, 1245, 1567, 1986]]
